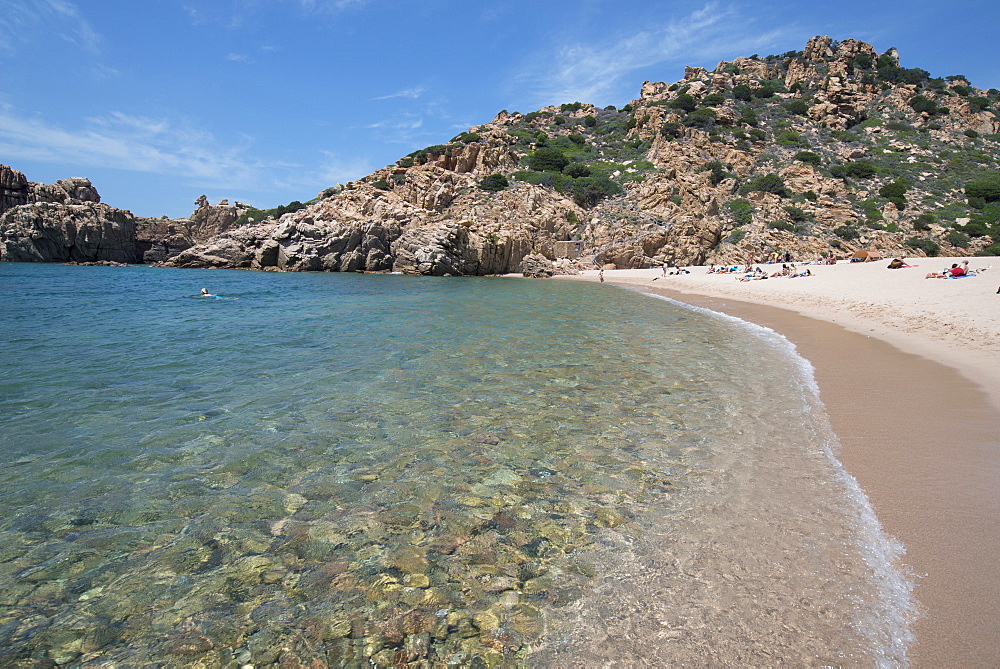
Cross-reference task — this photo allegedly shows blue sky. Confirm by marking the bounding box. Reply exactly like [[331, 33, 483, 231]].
[[2, 0, 998, 219]]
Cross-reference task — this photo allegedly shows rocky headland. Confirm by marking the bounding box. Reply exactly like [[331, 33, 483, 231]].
[[3, 36, 999, 274]]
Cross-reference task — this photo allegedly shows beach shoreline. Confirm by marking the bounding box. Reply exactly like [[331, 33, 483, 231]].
[[555, 260, 1000, 666]]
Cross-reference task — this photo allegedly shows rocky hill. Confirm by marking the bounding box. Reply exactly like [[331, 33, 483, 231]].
[[5, 36, 1000, 273]]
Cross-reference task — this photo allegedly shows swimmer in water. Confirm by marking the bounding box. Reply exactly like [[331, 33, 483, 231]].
[[200, 288, 214, 297]]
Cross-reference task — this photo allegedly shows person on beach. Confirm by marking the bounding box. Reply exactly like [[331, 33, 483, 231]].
[[926, 264, 966, 279], [599, 268, 604, 283], [887, 258, 907, 269]]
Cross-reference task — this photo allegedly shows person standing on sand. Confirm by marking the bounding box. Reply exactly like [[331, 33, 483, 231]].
[[599, 268, 604, 283]]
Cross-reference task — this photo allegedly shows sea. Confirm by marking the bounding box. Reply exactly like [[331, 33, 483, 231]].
[[0, 263, 914, 666]]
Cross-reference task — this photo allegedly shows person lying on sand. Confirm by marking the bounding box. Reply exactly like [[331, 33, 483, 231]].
[[887, 258, 913, 269], [926, 264, 965, 279]]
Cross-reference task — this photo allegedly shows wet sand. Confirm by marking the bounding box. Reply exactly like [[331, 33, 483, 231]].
[[560, 274, 1000, 666]]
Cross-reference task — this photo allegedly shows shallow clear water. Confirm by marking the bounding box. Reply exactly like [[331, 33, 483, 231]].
[[0, 264, 912, 666]]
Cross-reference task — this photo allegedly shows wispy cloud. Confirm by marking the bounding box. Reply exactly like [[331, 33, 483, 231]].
[[316, 150, 377, 186], [0, 105, 264, 189], [0, 0, 102, 54], [226, 52, 253, 63], [365, 118, 423, 131], [372, 86, 427, 101], [296, 0, 373, 13], [513, 2, 795, 106]]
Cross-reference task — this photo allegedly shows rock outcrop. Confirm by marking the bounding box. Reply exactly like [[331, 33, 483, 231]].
[[0, 165, 101, 216], [0, 202, 140, 263]]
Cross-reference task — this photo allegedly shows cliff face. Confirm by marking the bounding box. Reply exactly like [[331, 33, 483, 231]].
[[0, 202, 140, 264], [5, 36, 1000, 272], [0, 167, 137, 263]]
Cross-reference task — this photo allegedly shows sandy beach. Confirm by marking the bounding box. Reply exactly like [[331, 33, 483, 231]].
[[559, 257, 1000, 666]]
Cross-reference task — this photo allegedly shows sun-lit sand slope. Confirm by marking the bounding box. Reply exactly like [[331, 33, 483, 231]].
[[573, 257, 1000, 407]]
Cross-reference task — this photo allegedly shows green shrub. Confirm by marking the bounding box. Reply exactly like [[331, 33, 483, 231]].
[[660, 122, 682, 139], [776, 130, 806, 146], [683, 108, 717, 129], [398, 157, 414, 168], [668, 94, 696, 112], [478, 173, 510, 192], [768, 221, 796, 232], [733, 84, 753, 101], [966, 176, 1000, 203], [562, 162, 591, 178], [560, 102, 583, 113], [703, 93, 726, 106], [834, 225, 860, 240], [583, 115, 597, 127], [968, 97, 991, 113], [794, 151, 822, 166], [453, 132, 482, 143], [700, 160, 730, 185], [753, 84, 777, 98], [908, 95, 939, 115], [977, 241, 1000, 256], [879, 180, 910, 210], [912, 213, 935, 231], [786, 99, 810, 115], [960, 219, 992, 237], [726, 199, 754, 225], [965, 129, 980, 139], [726, 229, 747, 244], [946, 230, 971, 247], [528, 147, 570, 172], [905, 237, 940, 255], [783, 205, 808, 221], [568, 176, 621, 207], [745, 173, 790, 197], [830, 162, 877, 179], [803, 190, 818, 201]]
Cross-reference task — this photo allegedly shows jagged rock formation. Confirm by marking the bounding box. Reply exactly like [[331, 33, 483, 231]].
[[0, 174, 243, 264], [135, 197, 241, 263], [0, 202, 140, 263], [0, 165, 101, 215]]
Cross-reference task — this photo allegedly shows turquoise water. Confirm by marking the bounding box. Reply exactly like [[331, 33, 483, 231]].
[[0, 264, 912, 665]]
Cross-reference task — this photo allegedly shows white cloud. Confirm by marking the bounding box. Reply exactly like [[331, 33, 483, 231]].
[[0, 0, 102, 55], [227, 52, 253, 63], [372, 86, 427, 101], [297, 0, 372, 12], [315, 151, 376, 186], [513, 2, 795, 106], [365, 118, 423, 131], [0, 106, 264, 189]]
